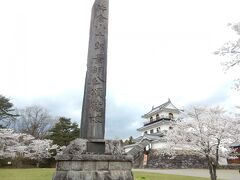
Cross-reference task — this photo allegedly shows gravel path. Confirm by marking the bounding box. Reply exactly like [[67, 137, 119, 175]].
[[133, 169, 240, 180]]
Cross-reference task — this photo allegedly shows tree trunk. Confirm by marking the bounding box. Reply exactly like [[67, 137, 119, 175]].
[[207, 157, 217, 180], [213, 164, 217, 180], [36, 162, 40, 168], [208, 139, 220, 180]]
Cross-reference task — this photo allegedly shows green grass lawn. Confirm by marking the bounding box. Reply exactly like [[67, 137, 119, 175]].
[[0, 168, 209, 180], [0, 168, 55, 180]]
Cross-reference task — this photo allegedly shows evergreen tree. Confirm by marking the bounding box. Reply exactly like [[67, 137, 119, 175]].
[[129, 136, 134, 144], [47, 117, 80, 146], [0, 95, 18, 127], [123, 136, 135, 145]]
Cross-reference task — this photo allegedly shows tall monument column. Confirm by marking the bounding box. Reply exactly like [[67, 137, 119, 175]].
[[80, 0, 108, 140], [52, 1, 133, 179]]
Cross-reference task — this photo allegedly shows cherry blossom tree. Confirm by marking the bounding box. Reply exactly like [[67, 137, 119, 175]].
[[0, 128, 59, 167], [0, 129, 34, 159], [24, 139, 53, 167], [215, 22, 240, 90], [166, 106, 240, 180]]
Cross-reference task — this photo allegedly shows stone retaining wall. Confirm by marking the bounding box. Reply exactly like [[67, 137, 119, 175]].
[[147, 149, 208, 169]]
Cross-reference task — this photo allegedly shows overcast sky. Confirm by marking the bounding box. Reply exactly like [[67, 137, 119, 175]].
[[1, 0, 240, 139]]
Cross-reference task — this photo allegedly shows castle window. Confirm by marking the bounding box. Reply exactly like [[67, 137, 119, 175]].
[[150, 117, 153, 122], [169, 113, 173, 119], [157, 127, 160, 132], [150, 129, 153, 134], [156, 114, 159, 120]]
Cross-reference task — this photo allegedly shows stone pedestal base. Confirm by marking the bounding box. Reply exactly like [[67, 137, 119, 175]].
[[53, 155, 133, 180], [52, 139, 133, 180]]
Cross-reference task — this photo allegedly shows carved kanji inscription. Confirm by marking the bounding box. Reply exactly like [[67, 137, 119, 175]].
[[80, 0, 108, 139]]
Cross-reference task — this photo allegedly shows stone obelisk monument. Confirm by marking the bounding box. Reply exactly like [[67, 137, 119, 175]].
[[53, 1, 133, 179], [80, 0, 108, 141]]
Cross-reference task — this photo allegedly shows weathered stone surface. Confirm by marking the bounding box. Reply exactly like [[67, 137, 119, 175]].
[[61, 139, 87, 155], [80, 0, 109, 140], [109, 170, 133, 180], [146, 149, 208, 169], [87, 141, 105, 153], [83, 161, 97, 171], [53, 171, 67, 180], [57, 161, 110, 171], [54, 138, 134, 179], [96, 161, 108, 170], [57, 161, 83, 171], [53, 157, 133, 180], [53, 170, 133, 180], [56, 154, 133, 162], [56, 139, 129, 161], [54, 152, 133, 179], [109, 162, 132, 170], [56, 160, 133, 172], [105, 140, 124, 155]]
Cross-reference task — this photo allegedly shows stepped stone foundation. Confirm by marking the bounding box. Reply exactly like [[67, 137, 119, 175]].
[[53, 139, 133, 180]]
